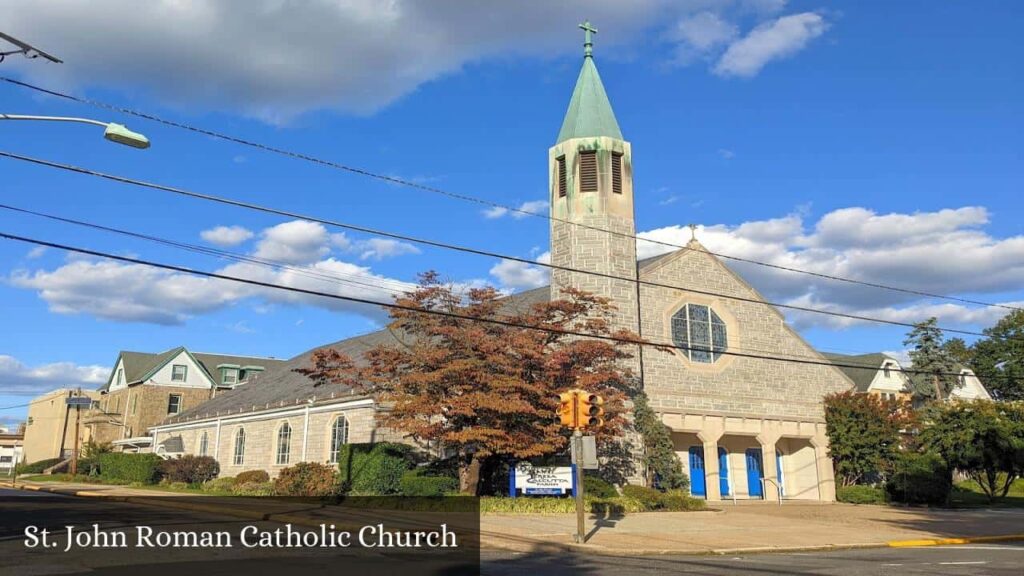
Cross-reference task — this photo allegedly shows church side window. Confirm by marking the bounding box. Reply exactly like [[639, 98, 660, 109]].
[[276, 422, 291, 465], [611, 152, 623, 194], [557, 156, 567, 198], [579, 150, 598, 193], [233, 428, 246, 465], [671, 304, 728, 363], [199, 431, 208, 456], [329, 416, 349, 464]]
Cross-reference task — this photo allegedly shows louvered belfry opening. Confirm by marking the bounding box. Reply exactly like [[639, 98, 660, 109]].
[[557, 155, 567, 197], [579, 150, 598, 193], [611, 152, 623, 194]]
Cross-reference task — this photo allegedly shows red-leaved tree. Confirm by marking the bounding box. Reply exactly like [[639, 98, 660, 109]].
[[299, 272, 645, 494]]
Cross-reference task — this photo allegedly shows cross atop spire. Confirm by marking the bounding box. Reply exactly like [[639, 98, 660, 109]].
[[689, 223, 698, 242], [579, 20, 598, 58]]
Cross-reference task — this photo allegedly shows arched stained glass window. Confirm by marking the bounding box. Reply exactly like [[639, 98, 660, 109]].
[[233, 428, 246, 465], [276, 422, 291, 465], [199, 431, 208, 456], [671, 304, 728, 363], [329, 416, 349, 464]]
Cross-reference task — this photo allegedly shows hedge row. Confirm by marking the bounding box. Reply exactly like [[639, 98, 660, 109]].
[[97, 453, 163, 484]]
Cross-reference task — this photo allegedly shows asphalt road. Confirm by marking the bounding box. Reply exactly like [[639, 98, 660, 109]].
[[2, 489, 1020, 575]]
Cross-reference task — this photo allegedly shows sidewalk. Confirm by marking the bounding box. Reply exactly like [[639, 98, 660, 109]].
[[5, 479, 1023, 555]]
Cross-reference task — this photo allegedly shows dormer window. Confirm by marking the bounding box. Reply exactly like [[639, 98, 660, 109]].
[[883, 363, 891, 378], [579, 150, 598, 193], [223, 368, 239, 386], [959, 372, 967, 387], [116, 368, 124, 386], [171, 364, 187, 382]]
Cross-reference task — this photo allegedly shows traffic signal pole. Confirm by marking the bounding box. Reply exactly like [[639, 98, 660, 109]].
[[573, 429, 586, 543]]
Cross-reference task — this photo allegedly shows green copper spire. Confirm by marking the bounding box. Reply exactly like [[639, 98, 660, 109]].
[[556, 21, 623, 144]]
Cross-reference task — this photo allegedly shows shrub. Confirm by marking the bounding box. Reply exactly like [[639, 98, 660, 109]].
[[231, 481, 274, 496], [98, 453, 163, 484], [658, 489, 706, 511], [886, 452, 951, 506], [400, 469, 459, 497], [273, 462, 338, 496], [234, 470, 270, 485], [620, 484, 663, 509], [583, 475, 618, 498], [77, 458, 101, 477], [159, 456, 220, 485], [202, 476, 236, 494], [15, 458, 62, 475], [837, 485, 887, 505], [336, 443, 414, 495]]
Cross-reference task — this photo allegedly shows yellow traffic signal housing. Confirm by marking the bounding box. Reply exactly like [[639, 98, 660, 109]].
[[576, 392, 605, 429], [557, 391, 577, 428]]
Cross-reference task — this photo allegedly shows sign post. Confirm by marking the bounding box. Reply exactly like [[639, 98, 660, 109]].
[[555, 388, 605, 544], [66, 392, 90, 475], [572, 430, 586, 543]]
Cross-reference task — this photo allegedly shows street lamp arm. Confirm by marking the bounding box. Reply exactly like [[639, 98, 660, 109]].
[[1, 113, 150, 149], [0, 114, 110, 127]]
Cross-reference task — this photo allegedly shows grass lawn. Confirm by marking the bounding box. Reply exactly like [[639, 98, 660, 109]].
[[950, 478, 1024, 508]]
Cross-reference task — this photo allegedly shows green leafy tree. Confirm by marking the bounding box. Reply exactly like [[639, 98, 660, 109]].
[[942, 338, 973, 366], [824, 391, 906, 486], [633, 392, 688, 490], [919, 400, 1024, 501], [904, 318, 961, 403], [970, 310, 1024, 401]]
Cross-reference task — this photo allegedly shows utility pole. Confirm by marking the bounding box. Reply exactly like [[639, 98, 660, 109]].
[[70, 388, 82, 475]]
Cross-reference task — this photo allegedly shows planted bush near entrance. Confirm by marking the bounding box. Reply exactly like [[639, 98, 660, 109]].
[[15, 458, 62, 475], [273, 462, 337, 496], [886, 452, 951, 506], [97, 453, 162, 484], [159, 455, 219, 485], [400, 468, 458, 497], [234, 469, 270, 485], [836, 485, 887, 505], [337, 442, 413, 495]]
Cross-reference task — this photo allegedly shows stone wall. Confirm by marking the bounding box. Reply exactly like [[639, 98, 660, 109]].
[[152, 401, 408, 478]]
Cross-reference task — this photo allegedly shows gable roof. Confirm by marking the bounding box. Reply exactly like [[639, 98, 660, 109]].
[[822, 352, 897, 392], [557, 55, 623, 144], [100, 347, 283, 392]]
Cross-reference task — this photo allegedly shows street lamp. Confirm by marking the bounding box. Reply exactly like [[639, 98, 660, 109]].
[[0, 114, 150, 149]]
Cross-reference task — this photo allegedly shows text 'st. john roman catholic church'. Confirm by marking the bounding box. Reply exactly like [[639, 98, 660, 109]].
[[151, 24, 853, 502]]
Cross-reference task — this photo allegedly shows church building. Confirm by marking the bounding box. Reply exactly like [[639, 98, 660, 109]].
[[151, 25, 853, 502]]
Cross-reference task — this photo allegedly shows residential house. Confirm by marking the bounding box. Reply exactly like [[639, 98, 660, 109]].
[[86, 347, 283, 453], [825, 353, 992, 402], [0, 428, 25, 475]]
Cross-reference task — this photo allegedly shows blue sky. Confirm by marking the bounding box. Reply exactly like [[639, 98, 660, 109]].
[[1, 1, 1022, 424]]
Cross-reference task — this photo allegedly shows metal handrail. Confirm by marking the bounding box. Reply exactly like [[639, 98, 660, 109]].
[[761, 478, 783, 506]]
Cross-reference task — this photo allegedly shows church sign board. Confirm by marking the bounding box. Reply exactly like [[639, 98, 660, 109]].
[[509, 462, 575, 497]]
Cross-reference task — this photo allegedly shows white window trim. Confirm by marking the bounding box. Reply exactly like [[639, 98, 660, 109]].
[[167, 394, 182, 415], [171, 364, 188, 382]]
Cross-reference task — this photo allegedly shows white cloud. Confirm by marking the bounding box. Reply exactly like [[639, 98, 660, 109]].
[[483, 200, 549, 220], [490, 251, 551, 291], [26, 246, 47, 259], [10, 219, 422, 325], [0, 355, 108, 396], [4, 1, 664, 122], [717, 148, 736, 159], [200, 225, 254, 247], [714, 12, 829, 77], [638, 206, 1024, 330], [254, 220, 332, 265], [670, 12, 738, 63], [352, 238, 421, 261]]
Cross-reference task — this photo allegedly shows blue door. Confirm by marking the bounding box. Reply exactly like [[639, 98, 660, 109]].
[[718, 447, 730, 496], [745, 448, 764, 498], [689, 446, 706, 497]]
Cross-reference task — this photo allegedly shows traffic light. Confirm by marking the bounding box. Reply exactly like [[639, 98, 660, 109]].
[[557, 391, 577, 428], [576, 392, 604, 429]]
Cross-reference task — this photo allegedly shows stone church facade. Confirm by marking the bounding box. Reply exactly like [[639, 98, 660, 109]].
[[151, 29, 852, 501]]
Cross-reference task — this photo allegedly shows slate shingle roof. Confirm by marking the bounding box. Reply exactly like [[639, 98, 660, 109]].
[[822, 352, 896, 392], [100, 347, 284, 392]]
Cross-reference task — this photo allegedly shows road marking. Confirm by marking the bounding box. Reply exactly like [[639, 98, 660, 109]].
[[939, 561, 987, 565]]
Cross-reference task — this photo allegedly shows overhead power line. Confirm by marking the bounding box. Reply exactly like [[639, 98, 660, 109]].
[[0, 150, 1010, 342], [1, 75, 1017, 314], [1, 230, 1013, 382], [2, 202, 904, 365]]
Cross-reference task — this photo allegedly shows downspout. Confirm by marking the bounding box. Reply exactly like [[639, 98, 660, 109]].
[[302, 400, 312, 461], [214, 419, 222, 461], [122, 388, 132, 440]]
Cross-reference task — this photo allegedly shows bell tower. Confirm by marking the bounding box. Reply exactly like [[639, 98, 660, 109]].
[[549, 21, 638, 334]]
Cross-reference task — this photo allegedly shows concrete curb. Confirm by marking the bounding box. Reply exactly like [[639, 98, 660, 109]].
[[887, 534, 1024, 547]]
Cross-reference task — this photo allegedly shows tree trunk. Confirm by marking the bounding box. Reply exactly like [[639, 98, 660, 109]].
[[459, 453, 483, 495]]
